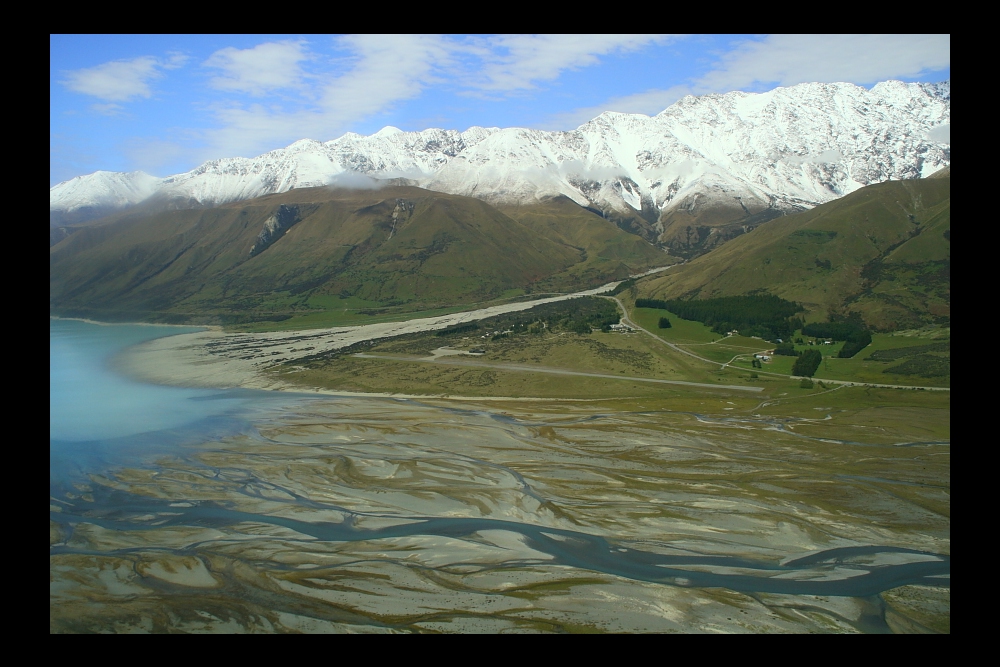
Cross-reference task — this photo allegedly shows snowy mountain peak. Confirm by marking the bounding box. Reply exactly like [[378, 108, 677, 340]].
[[287, 138, 324, 151], [51, 80, 950, 235], [50, 170, 161, 212], [373, 126, 403, 137]]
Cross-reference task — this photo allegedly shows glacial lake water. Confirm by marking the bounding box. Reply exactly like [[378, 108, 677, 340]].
[[49, 319, 950, 633], [51, 319, 270, 482]]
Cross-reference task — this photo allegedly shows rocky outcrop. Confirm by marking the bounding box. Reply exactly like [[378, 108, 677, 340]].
[[249, 205, 300, 257], [388, 199, 415, 239]]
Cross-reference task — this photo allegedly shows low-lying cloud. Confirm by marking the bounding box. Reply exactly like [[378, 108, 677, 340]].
[[557, 159, 626, 181], [926, 124, 950, 144], [326, 171, 384, 190], [784, 149, 845, 165]]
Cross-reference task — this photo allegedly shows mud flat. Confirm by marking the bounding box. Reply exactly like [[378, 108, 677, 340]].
[[51, 394, 949, 633]]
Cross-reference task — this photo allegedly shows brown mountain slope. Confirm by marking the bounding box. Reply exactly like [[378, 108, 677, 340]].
[[51, 186, 666, 325]]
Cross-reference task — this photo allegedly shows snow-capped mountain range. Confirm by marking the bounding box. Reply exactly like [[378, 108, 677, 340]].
[[50, 80, 950, 231]]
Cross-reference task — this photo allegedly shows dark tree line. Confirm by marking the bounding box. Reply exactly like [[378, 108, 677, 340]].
[[636, 294, 803, 341], [610, 278, 636, 296], [801, 322, 872, 358], [434, 297, 621, 339], [837, 333, 872, 359], [773, 342, 799, 356], [792, 349, 823, 377], [436, 322, 480, 337]]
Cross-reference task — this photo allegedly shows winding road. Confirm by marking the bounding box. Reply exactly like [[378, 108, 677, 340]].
[[603, 295, 949, 392]]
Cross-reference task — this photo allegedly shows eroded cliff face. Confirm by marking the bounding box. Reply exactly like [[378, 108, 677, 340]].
[[249, 205, 300, 257], [388, 199, 415, 240]]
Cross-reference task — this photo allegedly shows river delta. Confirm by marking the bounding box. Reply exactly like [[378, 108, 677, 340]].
[[50, 319, 950, 633]]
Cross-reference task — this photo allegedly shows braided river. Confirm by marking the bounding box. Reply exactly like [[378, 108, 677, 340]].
[[50, 319, 950, 633]]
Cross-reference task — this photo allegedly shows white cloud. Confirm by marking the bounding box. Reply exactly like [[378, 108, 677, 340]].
[[474, 34, 676, 92], [927, 123, 950, 144], [164, 52, 190, 69], [90, 103, 125, 116], [197, 35, 687, 159], [199, 35, 455, 160], [546, 34, 950, 130], [326, 171, 383, 190], [123, 138, 189, 175], [204, 40, 309, 96], [698, 34, 950, 91], [542, 85, 694, 129], [557, 159, 627, 181], [61, 56, 163, 102], [317, 35, 454, 118]]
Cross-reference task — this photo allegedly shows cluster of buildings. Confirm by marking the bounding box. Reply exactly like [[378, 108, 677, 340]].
[[479, 329, 513, 338]]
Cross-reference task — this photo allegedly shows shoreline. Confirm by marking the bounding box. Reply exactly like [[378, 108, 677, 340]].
[[106, 278, 657, 397], [112, 333, 638, 404], [50, 315, 222, 331]]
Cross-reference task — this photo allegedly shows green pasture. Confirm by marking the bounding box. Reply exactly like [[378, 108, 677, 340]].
[[678, 335, 774, 364], [724, 329, 950, 387], [630, 306, 720, 343], [625, 303, 949, 387]]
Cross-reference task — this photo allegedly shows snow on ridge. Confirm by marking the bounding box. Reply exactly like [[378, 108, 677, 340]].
[[51, 80, 950, 221], [50, 170, 162, 211]]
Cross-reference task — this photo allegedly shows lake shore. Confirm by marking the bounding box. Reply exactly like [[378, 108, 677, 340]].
[[111, 279, 643, 397], [112, 329, 678, 402], [50, 315, 221, 330], [53, 317, 950, 633]]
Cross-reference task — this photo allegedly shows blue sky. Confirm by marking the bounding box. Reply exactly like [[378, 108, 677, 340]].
[[50, 34, 950, 186]]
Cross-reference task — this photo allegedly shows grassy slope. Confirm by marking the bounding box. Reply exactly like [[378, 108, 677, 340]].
[[275, 311, 949, 444], [627, 299, 948, 387], [50, 186, 665, 327], [636, 176, 951, 331]]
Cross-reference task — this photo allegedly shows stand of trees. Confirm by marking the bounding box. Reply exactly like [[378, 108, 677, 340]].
[[610, 278, 636, 296], [436, 322, 480, 337], [801, 322, 872, 358], [635, 298, 670, 310], [636, 294, 803, 341], [792, 349, 823, 377], [658, 317, 671, 329], [434, 297, 622, 340], [837, 331, 873, 358], [773, 342, 799, 356]]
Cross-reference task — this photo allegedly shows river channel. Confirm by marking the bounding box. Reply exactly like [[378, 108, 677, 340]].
[[50, 319, 950, 633]]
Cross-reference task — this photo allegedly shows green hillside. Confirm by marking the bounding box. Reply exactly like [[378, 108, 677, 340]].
[[637, 174, 950, 331], [50, 186, 666, 327]]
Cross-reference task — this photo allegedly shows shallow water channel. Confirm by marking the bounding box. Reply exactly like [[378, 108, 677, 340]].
[[50, 320, 950, 633]]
